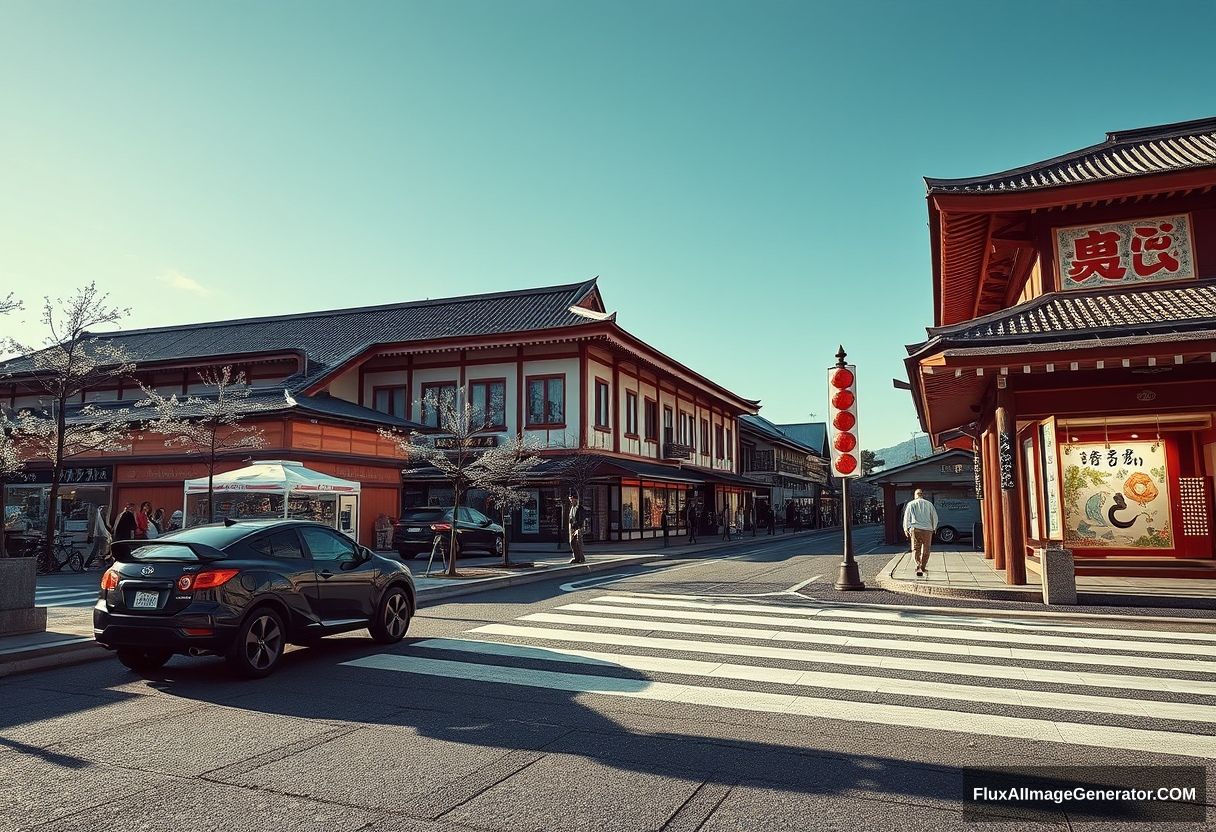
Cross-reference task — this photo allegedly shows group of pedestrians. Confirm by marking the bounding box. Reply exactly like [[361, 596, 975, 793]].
[[86, 501, 183, 567]]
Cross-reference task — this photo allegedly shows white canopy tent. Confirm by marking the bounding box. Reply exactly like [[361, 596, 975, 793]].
[[182, 460, 361, 540]]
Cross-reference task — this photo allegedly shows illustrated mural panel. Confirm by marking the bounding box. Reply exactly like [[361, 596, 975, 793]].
[[1061, 441, 1171, 549]]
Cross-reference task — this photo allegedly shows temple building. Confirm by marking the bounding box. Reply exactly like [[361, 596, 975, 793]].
[[907, 116, 1216, 583]]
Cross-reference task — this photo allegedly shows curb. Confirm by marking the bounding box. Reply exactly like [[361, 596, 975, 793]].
[[0, 636, 105, 679], [875, 552, 1216, 624]]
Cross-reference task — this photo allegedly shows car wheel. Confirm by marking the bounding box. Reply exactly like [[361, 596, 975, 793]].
[[227, 607, 285, 678], [937, 526, 957, 544], [370, 586, 411, 644], [116, 647, 173, 673]]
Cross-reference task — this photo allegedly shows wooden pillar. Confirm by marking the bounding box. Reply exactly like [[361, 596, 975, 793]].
[[883, 484, 897, 545], [996, 385, 1027, 585], [984, 427, 1005, 569], [978, 433, 994, 558]]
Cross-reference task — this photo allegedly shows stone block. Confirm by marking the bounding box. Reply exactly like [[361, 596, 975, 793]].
[[0, 557, 37, 611], [1041, 545, 1076, 605], [0, 605, 48, 636]]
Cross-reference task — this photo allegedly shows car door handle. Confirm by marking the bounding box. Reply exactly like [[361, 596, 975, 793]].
[[319, 570, 334, 579]]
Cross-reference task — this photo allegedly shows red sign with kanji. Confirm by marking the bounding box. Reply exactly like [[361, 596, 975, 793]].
[[1055, 214, 1195, 291]]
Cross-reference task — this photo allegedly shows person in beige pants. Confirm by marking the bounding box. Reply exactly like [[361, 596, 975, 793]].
[[902, 488, 939, 578]]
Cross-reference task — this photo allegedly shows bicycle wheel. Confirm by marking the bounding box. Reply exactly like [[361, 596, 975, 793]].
[[68, 551, 84, 572]]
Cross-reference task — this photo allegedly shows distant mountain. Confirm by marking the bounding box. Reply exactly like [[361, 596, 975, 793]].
[[868, 435, 935, 472]]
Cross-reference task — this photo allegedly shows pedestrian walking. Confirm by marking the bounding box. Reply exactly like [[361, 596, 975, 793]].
[[375, 513, 392, 550], [686, 502, 698, 544], [135, 501, 153, 540], [168, 509, 183, 532], [720, 508, 730, 541], [903, 488, 939, 578], [85, 504, 112, 568], [767, 504, 776, 535], [567, 493, 586, 563], [114, 503, 138, 541], [150, 508, 165, 538]]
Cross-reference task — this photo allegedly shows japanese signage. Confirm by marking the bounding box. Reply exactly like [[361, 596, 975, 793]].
[[1056, 214, 1195, 291], [1061, 441, 1171, 549], [998, 433, 1015, 491], [1040, 419, 1062, 541], [973, 446, 983, 500], [3, 466, 113, 485]]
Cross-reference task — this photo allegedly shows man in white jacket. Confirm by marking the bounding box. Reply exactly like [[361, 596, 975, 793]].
[[902, 489, 939, 578], [86, 504, 112, 568]]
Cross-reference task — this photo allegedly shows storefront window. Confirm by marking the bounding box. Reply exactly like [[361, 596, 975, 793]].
[[287, 496, 337, 526], [621, 486, 640, 530], [4, 486, 48, 534]]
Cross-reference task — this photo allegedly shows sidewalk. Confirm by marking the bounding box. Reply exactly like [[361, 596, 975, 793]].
[[877, 546, 1216, 610], [0, 528, 833, 678]]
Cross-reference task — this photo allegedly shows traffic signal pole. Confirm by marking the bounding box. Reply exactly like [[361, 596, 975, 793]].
[[831, 345, 865, 591]]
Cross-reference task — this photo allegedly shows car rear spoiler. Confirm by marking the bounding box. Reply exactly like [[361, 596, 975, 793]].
[[109, 540, 229, 563]]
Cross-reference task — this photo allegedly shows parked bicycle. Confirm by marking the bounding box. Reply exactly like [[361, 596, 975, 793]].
[[30, 534, 85, 575]]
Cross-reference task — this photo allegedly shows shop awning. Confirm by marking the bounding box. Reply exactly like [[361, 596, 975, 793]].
[[184, 460, 360, 495]]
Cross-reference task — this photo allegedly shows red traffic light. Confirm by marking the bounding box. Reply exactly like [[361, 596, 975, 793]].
[[830, 368, 855, 389], [834, 453, 858, 475], [834, 432, 857, 453], [832, 410, 856, 431], [831, 389, 855, 410]]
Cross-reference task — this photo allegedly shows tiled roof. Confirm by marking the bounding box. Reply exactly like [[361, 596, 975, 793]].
[[917, 280, 1216, 348], [739, 414, 823, 456], [1, 279, 601, 390], [926, 116, 1216, 193], [774, 422, 828, 455]]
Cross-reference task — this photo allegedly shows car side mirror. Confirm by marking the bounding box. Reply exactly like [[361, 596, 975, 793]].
[[479, 519, 490, 527]]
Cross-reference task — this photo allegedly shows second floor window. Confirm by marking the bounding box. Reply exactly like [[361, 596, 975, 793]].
[[420, 382, 457, 428], [663, 406, 674, 444], [526, 376, 565, 427], [700, 419, 710, 454], [469, 379, 506, 430], [625, 390, 638, 436], [372, 386, 407, 417], [726, 428, 733, 460], [715, 425, 725, 459], [594, 380, 610, 429], [644, 399, 658, 441]]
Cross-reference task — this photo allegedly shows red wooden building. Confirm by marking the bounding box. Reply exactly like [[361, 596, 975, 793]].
[[907, 117, 1216, 583]]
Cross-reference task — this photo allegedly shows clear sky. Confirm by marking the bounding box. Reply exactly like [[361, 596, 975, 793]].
[[2, 1, 1214, 449]]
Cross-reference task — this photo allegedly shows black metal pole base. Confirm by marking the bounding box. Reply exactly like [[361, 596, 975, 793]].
[[833, 560, 866, 591]]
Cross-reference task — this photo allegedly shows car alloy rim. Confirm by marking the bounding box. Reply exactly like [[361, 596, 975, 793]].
[[246, 615, 282, 670], [385, 593, 407, 638]]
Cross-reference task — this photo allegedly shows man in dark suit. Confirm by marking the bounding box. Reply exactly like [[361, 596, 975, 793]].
[[567, 493, 586, 564], [113, 503, 138, 541]]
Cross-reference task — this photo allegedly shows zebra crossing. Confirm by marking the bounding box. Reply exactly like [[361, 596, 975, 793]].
[[344, 591, 1216, 760], [35, 584, 100, 608]]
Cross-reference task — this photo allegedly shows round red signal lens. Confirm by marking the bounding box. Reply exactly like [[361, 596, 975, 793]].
[[831, 389, 855, 410], [830, 368, 854, 389], [834, 432, 857, 452], [832, 411, 856, 431], [834, 453, 858, 475]]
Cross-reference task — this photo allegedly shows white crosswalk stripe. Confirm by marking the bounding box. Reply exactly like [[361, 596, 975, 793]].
[[35, 587, 99, 608], [342, 592, 1216, 760]]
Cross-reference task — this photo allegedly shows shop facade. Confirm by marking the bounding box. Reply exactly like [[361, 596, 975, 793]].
[[907, 116, 1216, 582], [865, 449, 981, 546]]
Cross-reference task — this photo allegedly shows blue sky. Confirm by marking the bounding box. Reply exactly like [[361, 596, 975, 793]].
[[2, 0, 1214, 449]]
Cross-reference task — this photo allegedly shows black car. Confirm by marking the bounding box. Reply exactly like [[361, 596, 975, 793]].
[[94, 519, 415, 678], [392, 506, 504, 559]]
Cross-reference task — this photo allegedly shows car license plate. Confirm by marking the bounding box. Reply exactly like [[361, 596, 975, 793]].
[[406, 526, 422, 533], [132, 590, 160, 609]]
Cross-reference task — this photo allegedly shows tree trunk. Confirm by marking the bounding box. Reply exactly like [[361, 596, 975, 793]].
[[0, 483, 7, 558], [446, 481, 460, 577], [500, 505, 510, 566], [207, 427, 217, 523], [43, 397, 68, 569]]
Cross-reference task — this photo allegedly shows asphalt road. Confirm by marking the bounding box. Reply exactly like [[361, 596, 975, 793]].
[[4, 528, 1214, 831]]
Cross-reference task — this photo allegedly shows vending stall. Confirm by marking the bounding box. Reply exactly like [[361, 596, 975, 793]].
[[183, 460, 361, 542]]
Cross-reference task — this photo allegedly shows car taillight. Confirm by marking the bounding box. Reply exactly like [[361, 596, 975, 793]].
[[190, 569, 240, 590], [177, 575, 193, 591], [101, 569, 119, 590], [430, 523, 452, 532]]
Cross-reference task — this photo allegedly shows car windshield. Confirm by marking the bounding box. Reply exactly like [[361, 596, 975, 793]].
[[401, 509, 451, 523]]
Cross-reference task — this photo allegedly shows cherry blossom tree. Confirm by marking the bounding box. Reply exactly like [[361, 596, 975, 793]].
[[470, 433, 543, 566], [2, 284, 135, 565], [137, 366, 270, 523]]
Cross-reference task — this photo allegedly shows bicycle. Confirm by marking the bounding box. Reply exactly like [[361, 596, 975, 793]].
[[32, 535, 85, 575]]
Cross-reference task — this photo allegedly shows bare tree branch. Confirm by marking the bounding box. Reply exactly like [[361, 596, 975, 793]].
[[137, 366, 271, 523]]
